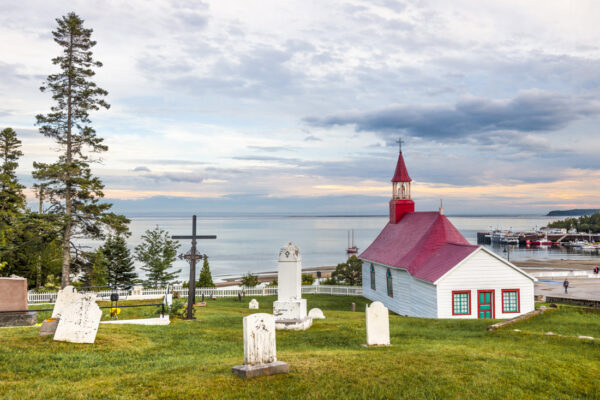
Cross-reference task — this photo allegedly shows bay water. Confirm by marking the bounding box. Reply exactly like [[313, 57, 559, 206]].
[[87, 215, 600, 283]]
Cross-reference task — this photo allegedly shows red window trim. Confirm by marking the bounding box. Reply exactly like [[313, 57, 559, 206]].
[[451, 290, 471, 316], [501, 289, 520, 313], [477, 289, 495, 319]]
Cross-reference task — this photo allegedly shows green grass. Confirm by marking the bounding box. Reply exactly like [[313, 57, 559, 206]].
[[512, 307, 600, 337], [0, 295, 597, 399]]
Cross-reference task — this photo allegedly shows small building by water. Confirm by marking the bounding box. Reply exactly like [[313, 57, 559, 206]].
[[359, 146, 536, 319]]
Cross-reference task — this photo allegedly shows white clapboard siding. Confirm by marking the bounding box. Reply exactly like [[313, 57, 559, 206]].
[[436, 248, 535, 319], [362, 261, 437, 317]]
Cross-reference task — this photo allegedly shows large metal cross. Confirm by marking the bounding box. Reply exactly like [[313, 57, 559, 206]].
[[172, 215, 217, 319], [396, 137, 404, 153]]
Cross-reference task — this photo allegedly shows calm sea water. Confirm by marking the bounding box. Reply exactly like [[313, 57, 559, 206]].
[[85, 215, 599, 282]]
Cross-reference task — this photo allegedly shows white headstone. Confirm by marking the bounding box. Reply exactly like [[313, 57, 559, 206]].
[[164, 293, 173, 307], [53, 293, 102, 344], [366, 301, 390, 346], [308, 308, 325, 319], [277, 242, 302, 301], [249, 299, 259, 309], [51, 285, 80, 319], [243, 313, 276, 365]]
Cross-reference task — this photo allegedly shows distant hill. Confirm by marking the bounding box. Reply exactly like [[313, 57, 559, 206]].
[[547, 209, 600, 216]]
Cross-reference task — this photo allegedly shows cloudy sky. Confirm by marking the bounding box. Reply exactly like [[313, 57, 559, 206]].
[[1, 0, 599, 215]]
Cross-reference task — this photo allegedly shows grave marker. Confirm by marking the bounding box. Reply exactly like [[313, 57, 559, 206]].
[[232, 313, 289, 378], [273, 242, 312, 330], [53, 293, 102, 344], [249, 299, 259, 309], [365, 301, 390, 346]]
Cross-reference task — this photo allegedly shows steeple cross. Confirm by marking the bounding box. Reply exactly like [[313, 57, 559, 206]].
[[172, 215, 217, 319], [396, 137, 404, 153]]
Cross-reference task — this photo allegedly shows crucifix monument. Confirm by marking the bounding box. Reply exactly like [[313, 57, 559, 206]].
[[172, 215, 217, 319]]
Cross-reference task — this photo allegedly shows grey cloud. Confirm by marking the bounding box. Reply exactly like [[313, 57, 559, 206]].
[[0, 109, 13, 117], [128, 159, 207, 166], [132, 166, 151, 172], [247, 146, 291, 152], [233, 155, 302, 164], [306, 90, 600, 139], [143, 172, 204, 183], [304, 135, 322, 142]]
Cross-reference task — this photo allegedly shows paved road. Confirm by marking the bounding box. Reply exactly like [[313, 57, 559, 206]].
[[536, 278, 600, 301]]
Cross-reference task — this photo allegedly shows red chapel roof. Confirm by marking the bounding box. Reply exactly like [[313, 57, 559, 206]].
[[391, 152, 412, 182], [359, 212, 479, 283]]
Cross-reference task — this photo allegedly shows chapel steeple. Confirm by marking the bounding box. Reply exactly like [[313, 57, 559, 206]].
[[389, 138, 415, 224]]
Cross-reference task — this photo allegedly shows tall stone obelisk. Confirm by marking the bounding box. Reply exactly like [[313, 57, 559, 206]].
[[272, 242, 312, 330]]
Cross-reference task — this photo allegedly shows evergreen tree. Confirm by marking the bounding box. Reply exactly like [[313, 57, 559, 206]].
[[33, 13, 128, 288], [197, 257, 215, 287], [102, 235, 137, 288], [81, 248, 108, 287], [0, 127, 26, 226], [135, 226, 181, 288]]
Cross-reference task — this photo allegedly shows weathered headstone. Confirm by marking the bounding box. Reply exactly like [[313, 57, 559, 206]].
[[232, 313, 289, 378], [51, 285, 80, 319], [273, 242, 312, 330], [53, 293, 102, 344], [308, 308, 325, 319], [0, 276, 36, 327], [365, 301, 390, 346], [249, 299, 259, 309], [164, 293, 173, 307]]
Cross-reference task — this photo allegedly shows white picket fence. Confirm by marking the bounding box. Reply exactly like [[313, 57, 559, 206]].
[[27, 285, 362, 304]]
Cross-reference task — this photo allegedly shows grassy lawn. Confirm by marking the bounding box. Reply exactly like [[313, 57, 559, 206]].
[[0, 295, 597, 399], [512, 306, 600, 337]]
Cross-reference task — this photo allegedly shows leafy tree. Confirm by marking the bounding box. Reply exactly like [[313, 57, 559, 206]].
[[102, 235, 137, 288], [0, 127, 26, 227], [33, 13, 129, 288], [548, 212, 600, 233], [302, 273, 315, 285], [135, 226, 180, 287], [197, 257, 215, 287], [332, 255, 362, 286], [240, 272, 259, 288]]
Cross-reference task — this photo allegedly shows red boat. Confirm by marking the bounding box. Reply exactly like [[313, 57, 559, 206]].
[[346, 230, 358, 254]]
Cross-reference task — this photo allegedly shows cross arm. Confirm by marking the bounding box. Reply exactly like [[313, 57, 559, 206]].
[[172, 235, 217, 239]]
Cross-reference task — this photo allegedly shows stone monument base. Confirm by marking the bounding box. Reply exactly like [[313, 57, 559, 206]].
[[275, 316, 313, 331], [232, 361, 289, 378], [40, 318, 59, 336], [0, 311, 37, 328], [273, 299, 307, 320]]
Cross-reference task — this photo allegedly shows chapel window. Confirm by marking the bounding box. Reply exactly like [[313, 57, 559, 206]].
[[502, 290, 519, 313], [370, 264, 376, 290], [386, 268, 393, 297], [452, 291, 470, 315]]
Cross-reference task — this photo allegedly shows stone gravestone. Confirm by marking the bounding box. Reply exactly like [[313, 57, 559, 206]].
[[53, 292, 102, 344], [365, 301, 390, 346], [249, 299, 259, 309], [308, 308, 325, 319], [232, 313, 289, 378], [272, 242, 312, 330], [52, 285, 80, 319], [0, 276, 36, 327]]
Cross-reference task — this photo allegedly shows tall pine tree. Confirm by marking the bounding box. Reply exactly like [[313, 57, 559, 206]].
[[33, 13, 128, 288], [135, 226, 181, 288], [0, 127, 25, 227], [102, 235, 137, 288]]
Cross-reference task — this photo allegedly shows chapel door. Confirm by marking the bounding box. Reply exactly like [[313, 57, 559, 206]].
[[477, 290, 494, 319]]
